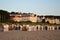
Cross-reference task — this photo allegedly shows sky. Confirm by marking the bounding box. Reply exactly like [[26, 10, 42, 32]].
[[0, 0, 60, 16]]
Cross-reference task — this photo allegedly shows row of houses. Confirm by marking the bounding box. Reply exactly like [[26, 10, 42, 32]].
[[10, 13, 37, 22], [9, 13, 60, 24], [38, 15, 60, 24]]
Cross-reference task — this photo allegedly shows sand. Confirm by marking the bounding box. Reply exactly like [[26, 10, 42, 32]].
[[0, 30, 60, 40]]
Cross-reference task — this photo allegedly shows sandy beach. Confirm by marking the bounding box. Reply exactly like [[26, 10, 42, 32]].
[[0, 30, 60, 40]]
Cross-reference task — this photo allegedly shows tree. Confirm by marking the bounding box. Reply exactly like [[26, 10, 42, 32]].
[[0, 10, 10, 22], [41, 19, 45, 23], [46, 21, 49, 24]]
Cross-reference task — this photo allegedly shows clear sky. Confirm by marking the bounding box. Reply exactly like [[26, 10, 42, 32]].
[[0, 0, 60, 15]]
